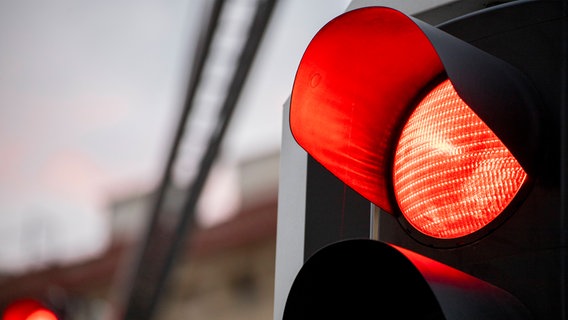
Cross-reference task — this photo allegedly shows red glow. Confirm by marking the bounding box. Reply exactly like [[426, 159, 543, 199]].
[[2, 300, 58, 320], [393, 79, 527, 239], [290, 7, 443, 212], [394, 244, 492, 290], [25, 310, 57, 320]]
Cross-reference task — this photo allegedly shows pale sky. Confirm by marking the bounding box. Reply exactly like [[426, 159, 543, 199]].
[[0, 0, 350, 273]]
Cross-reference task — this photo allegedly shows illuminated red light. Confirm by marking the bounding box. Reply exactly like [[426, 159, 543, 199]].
[[393, 79, 527, 239], [25, 310, 57, 320], [2, 300, 58, 320]]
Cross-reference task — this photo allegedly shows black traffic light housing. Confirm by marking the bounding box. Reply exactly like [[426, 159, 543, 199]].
[[279, 1, 567, 319]]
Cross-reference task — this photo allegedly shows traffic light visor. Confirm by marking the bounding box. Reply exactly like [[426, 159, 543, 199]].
[[290, 7, 443, 212], [290, 6, 540, 240], [284, 239, 531, 319]]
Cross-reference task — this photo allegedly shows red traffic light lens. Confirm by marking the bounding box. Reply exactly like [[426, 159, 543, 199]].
[[393, 79, 527, 239]]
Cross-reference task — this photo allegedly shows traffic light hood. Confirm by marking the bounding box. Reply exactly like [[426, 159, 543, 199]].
[[283, 239, 531, 319], [290, 6, 541, 213]]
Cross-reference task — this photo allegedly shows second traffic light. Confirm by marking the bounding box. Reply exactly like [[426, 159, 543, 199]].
[[2, 299, 59, 320]]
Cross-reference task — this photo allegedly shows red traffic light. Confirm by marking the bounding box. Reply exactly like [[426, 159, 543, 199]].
[[279, 2, 564, 319], [2, 299, 58, 320], [392, 79, 527, 239], [290, 6, 540, 242]]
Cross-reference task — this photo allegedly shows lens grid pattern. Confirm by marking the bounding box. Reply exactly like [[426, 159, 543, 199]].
[[393, 79, 527, 239]]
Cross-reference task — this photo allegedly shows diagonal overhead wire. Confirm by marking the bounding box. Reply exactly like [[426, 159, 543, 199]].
[[120, 0, 226, 318], [120, 0, 277, 319]]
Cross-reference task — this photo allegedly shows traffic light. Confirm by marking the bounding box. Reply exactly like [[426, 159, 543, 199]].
[[281, 1, 566, 319], [2, 299, 59, 320]]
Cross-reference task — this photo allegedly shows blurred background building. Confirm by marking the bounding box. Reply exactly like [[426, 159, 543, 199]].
[[0, 151, 279, 319]]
